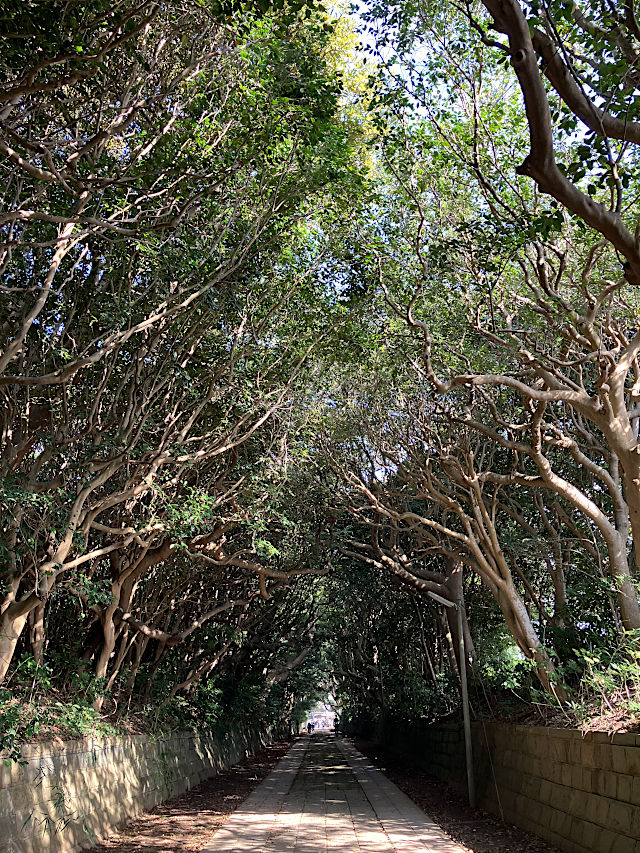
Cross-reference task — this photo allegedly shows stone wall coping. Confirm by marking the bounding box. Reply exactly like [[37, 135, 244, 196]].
[[468, 722, 640, 747]]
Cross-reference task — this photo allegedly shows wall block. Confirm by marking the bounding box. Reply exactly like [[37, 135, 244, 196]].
[[0, 727, 272, 853], [380, 721, 640, 853]]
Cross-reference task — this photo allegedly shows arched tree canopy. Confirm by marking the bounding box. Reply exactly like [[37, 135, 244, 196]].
[[2, 0, 640, 747]]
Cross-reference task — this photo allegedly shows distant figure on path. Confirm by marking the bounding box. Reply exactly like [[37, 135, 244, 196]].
[[307, 721, 313, 734]]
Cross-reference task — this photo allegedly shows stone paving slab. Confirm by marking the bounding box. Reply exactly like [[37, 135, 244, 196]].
[[336, 738, 465, 853], [201, 737, 308, 853], [202, 734, 467, 852]]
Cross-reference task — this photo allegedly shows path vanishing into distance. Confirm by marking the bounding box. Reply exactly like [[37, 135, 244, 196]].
[[202, 734, 465, 853]]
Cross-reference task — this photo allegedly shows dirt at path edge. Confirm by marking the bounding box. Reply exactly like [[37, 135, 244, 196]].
[[91, 738, 293, 853], [355, 739, 562, 853]]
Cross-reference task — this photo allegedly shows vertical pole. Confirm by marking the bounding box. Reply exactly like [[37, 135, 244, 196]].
[[458, 603, 476, 808]]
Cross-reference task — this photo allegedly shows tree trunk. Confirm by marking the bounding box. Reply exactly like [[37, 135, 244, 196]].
[[439, 610, 459, 676], [29, 603, 46, 665], [105, 628, 132, 692], [534, 445, 640, 630], [607, 526, 640, 631], [0, 592, 40, 682], [0, 609, 30, 682], [442, 557, 475, 677], [497, 580, 568, 703], [29, 574, 54, 665], [142, 644, 169, 702], [125, 636, 149, 692], [93, 597, 120, 711]]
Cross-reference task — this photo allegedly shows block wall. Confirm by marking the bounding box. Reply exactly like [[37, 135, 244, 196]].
[[0, 727, 267, 853], [381, 721, 640, 853]]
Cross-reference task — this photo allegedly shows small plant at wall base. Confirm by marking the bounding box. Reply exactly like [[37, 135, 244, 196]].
[[0, 682, 121, 763], [566, 632, 640, 731], [0, 689, 32, 764]]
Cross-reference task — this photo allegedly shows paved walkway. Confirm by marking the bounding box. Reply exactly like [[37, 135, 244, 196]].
[[202, 734, 466, 852]]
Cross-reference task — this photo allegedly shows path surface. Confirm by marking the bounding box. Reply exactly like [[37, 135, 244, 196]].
[[202, 734, 465, 853]]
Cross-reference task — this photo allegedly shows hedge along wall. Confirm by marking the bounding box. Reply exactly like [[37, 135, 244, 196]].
[[380, 721, 640, 853], [0, 728, 270, 853]]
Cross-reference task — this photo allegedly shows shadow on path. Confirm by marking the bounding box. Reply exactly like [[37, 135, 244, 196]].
[[91, 740, 293, 853], [356, 740, 562, 853]]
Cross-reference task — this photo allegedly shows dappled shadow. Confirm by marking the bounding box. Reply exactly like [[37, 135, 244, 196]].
[[357, 740, 562, 853], [92, 733, 531, 853], [207, 732, 466, 852], [91, 740, 293, 853]]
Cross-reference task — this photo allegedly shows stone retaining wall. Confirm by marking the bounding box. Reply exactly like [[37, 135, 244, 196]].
[[0, 727, 268, 853], [381, 721, 640, 853]]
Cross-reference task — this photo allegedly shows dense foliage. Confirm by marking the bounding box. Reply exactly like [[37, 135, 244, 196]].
[[2, 0, 640, 754]]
